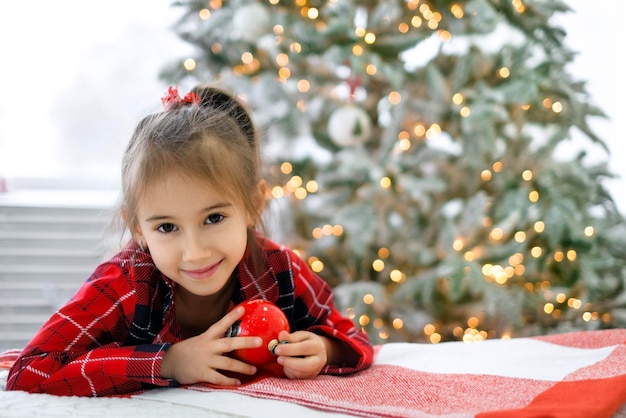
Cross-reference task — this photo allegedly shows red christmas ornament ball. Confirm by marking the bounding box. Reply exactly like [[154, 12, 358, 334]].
[[227, 299, 290, 366]]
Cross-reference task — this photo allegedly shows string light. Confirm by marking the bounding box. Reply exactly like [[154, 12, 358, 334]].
[[489, 227, 504, 241], [450, 4, 464, 18], [389, 269, 404, 283], [271, 186, 284, 198], [305, 180, 318, 193], [512, 0, 526, 14], [392, 318, 404, 329], [309, 258, 324, 272], [413, 123, 426, 137], [364, 33, 376, 44], [372, 259, 385, 272], [411, 16, 423, 28], [437, 30, 452, 41], [280, 162, 293, 174], [297, 79, 311, 93], [352, 45, 364, 56], [425, 124, 442, 139], [388, 91, 402, 105], [531, 246, 542, 258], [183, 58, 196, 71]]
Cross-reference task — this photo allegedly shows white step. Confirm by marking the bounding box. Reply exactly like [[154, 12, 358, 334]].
[[0, 281, 81, 306], [0, 331, 37, 350], [0, 313, 50, 326], [0, 217, 109, 234], [1, 232, 105, 250], [0, 297, 54, 308], [0, 264, 93, 278], [0, 188, 118, 211], [0, 245, 104, 261], [0, 190, 116, 350]]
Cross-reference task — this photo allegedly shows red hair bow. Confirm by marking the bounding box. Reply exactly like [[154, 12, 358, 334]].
[[161, 86, 201, 110]]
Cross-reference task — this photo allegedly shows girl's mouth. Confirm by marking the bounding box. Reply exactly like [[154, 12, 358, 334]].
[[183, 259, 223, 280]]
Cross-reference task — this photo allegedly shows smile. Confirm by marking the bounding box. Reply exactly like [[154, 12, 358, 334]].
[[183, 259, 223, 280]]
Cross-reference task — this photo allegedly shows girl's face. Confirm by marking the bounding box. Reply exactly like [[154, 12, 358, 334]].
[[134, 173, 254, 298]]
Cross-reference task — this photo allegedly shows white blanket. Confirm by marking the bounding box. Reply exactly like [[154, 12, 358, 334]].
[[2, 329, 626, 417]]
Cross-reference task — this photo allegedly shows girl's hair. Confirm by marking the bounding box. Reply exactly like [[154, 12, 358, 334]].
[[119, 83, 266, 264]]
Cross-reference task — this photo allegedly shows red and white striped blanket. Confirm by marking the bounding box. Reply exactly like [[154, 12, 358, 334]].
[[2, 329, 626, 417]]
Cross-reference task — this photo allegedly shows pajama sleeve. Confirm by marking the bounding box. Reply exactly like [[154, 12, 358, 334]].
[[7, 262, 175, 397]]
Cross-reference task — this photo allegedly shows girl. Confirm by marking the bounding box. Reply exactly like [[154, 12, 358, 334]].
[[7, 84, 373, 397]]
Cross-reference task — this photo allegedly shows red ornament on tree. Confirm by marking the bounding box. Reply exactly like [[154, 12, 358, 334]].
[[226, 299, 290, 366]]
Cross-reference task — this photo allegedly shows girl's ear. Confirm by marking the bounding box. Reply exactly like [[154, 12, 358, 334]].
[[122, 209, 145, 243], [249, 179, 267, 225]]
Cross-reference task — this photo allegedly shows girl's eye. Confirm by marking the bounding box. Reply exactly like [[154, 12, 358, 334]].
[[157, 223, 178, 233], [206, 213, 225, 224]]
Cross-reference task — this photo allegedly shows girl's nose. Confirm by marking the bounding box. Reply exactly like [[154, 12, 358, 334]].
[[182, 233, 211, 262]]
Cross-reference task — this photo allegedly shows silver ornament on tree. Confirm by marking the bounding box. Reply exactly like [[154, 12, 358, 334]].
[[327, 104, 372, 147], [327, 72, 372, 147]]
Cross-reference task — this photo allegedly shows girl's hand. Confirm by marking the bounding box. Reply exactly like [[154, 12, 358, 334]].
[[273, 330, 329, 380], [160, 306, 262, 386]]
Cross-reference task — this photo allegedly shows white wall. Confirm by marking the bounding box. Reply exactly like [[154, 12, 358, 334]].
[[0, 0, 190, 187], [0, 1, 623, 211], [557, 1, 626, 213]]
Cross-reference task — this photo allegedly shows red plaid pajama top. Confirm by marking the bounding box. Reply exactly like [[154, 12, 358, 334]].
[[7, 236, 373, 397]]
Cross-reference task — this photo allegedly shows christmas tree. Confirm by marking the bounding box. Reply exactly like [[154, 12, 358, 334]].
[[161, 0, 626, 344]]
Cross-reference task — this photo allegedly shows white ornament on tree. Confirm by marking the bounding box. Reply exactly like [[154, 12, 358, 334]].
[[233, 2, 272, 42], [327, 104, 372, 147]]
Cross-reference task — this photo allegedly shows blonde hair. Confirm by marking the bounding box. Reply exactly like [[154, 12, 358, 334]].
[[120, 84, 265, 251]]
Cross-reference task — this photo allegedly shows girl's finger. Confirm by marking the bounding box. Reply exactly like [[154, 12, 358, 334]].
[[212, 354, 258, 377], [204, 306, 246, 338], [202, 367, 245, 386], [218, 335, 263, 354]]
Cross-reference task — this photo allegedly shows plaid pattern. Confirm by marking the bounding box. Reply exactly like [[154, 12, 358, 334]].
[[177, 329, 626, 418], [6, 236, 373, 397]]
